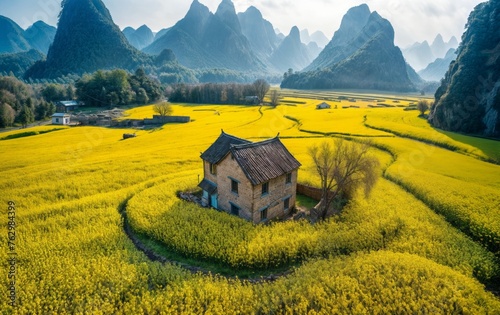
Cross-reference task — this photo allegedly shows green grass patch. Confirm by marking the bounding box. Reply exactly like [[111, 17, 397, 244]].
[[296, 194, 318, 210], [441, 131, 500, 163]]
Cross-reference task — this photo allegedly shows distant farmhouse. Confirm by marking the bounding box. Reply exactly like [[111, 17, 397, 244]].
[[244, 96, 260, 105], [316, 102, 331, 110], [52, 113, 70, 125], [199, 131, 301, 223], [56, 101, 84, 113]]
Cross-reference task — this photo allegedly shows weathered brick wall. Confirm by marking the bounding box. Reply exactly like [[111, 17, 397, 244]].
[[297, 183, 322, 201], [203, 161, 217, 186], [144, 116, 191, 125], [216, 154, 254, 221], [251, 170, 298, 223], [207, 154, 300, 224]]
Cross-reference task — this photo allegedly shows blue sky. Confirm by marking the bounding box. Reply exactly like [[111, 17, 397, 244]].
[[0, 0, 485, 47]]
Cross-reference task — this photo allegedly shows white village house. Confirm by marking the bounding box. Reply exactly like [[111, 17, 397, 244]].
[[199, 131, 301, 223], [52, 113, 71, 125]]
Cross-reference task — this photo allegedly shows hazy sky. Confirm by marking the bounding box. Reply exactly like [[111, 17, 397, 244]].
[[0, 0, 485, 47]]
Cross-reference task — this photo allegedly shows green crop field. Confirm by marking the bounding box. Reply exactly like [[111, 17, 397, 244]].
[[1, 90, 499, 313]]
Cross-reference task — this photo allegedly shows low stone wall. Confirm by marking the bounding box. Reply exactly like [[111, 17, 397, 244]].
[[144, 115, 191, 125], [297, 184, 322, 201]]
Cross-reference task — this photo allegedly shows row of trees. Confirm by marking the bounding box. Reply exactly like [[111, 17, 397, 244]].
[[0, 76, 57, 128], [167, 79, 270, 105], [75, 69, 163, 107]]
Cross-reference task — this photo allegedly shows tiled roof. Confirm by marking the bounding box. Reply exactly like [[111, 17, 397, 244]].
[[201, 131, 251, 164], [58, 101, 79, 106], [231, 137, 301, 185]]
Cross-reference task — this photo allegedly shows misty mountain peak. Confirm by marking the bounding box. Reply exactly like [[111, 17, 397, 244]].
[[330, 3, 371, 47], [289, 26, 300, 40], [449, 36, 459, 47], [216, 0, 236, 17], [215, 0, 241, 33], [345, 3, 371, 23], [432, 34, 444, 45], [245, 6, 262, 17], [371, 11, 394, 41], [187, 0, 210, 18]]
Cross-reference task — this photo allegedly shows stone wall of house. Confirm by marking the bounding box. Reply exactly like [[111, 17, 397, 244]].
[[250, 170, 298, 223], [216, 154, 254, 221], [203, 161, 217, 186], [206, 153, 299, 224]]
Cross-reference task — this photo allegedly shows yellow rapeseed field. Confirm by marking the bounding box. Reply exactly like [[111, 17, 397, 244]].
[[1, 91, 499, 313]]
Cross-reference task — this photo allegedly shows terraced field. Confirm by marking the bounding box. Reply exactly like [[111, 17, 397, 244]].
[[1, 90, 499, 313]]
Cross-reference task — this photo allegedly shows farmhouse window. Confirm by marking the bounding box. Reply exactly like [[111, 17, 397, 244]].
[[286, 173, 292, 184], [56, 118, 59, 123], [231, 179, 239, 194], [210, 163, 217, 175], [260, 207, 268, 221], [262, 182, 269, 196], [231, 203, 240, 216]]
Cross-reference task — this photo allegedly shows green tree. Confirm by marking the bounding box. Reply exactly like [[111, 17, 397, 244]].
[[66, 85, 75, 100], [18, 105, 35, 128], [136, 88, 149, 105], [309, 138, 380, 220], [42, 84, 66, 102], [36, 101, 56, 120]]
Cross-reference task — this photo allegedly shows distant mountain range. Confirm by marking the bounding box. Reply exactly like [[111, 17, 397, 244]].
[[123, 25, 154, 50], [281, 4, 416, 92], [238, 6, 279, 61], [0, 0, 470, 93], [418, 48, 457, 82], [402, 35, 459, 71], [270, 26, 313, 73], [0, 49, 44, 77], [300, 29, 329, 48], [0, 16, 55, 54], [144, 0, 265, 71], [24, 0, 193, 81], [429, 0, 499, 137]]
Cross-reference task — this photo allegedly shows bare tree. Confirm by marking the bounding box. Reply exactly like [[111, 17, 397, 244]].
[[270, 89, 280, 107], [308, 138, 380, 220], [252, 79, 270, 103], [153, 101, 173, 117], [417, 100, 430, 116]]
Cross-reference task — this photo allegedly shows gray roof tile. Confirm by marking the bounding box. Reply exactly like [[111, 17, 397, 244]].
[[231, 138, 301, 185], [201, 131, 251, 164]]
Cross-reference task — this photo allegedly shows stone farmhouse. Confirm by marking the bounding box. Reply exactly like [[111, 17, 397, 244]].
[[198, 131, 301, 223]]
